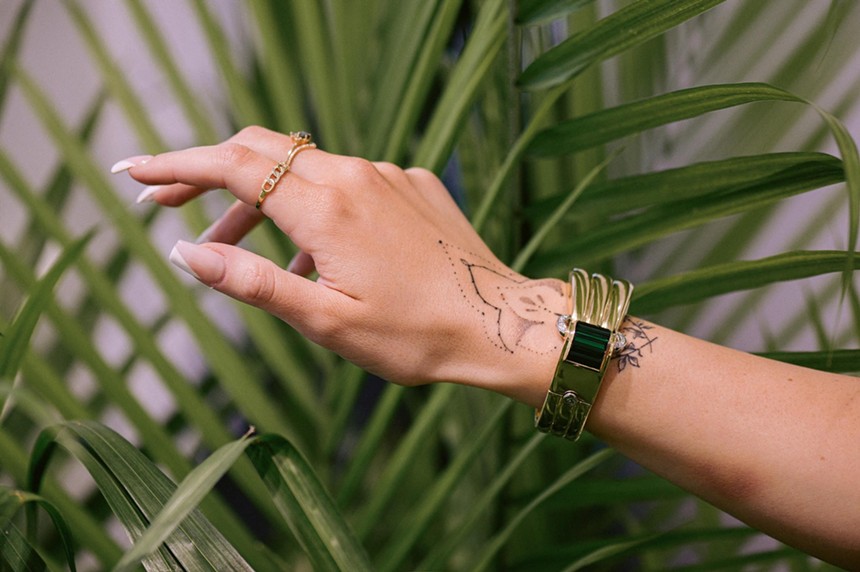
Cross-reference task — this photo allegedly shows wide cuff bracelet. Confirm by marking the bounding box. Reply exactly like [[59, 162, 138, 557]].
[[535, 269, 633, 440]]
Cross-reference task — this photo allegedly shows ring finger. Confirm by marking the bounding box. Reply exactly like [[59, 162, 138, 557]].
[[197, 200, 264, 245]]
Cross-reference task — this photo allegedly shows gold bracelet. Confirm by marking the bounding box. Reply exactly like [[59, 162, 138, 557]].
[[535, 269, 633, 440]]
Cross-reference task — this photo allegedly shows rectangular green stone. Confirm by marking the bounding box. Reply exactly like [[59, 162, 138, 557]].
[[566, 322, 611, 371]]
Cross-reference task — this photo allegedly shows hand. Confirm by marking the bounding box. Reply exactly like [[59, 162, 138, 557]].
[[114, 126, 566, 406]]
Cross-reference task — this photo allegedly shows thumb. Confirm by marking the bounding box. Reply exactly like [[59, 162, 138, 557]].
[[169, 240, 342, 339]]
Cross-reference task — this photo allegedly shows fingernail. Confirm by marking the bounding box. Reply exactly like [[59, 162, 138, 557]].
[[136, 185, 161, 204], [110, 155, 154, 174], [169, 240, 225, 284]]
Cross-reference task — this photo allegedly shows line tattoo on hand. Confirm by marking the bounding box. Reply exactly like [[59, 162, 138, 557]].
[[439, 240, 564, 356], [614, 320, 657, 372]]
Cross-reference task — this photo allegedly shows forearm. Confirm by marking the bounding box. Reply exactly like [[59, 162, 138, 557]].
[[581, 319, 860, 567], [455, 272, 857, 565]]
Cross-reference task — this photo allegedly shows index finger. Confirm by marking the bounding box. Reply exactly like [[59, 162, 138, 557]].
[[125, 142, 320, 213]]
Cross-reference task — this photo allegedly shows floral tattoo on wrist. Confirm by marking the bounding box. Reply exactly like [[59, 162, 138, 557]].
[[614, 320, 657, 372]]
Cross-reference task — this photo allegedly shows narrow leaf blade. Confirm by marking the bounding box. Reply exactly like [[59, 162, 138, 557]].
[[529, 83, 800, 157], [114, 430, 256, 572], [518, 0, 727, 90], [0, 487, 77, 572], [247, 434, 372, 572], [633, 250, 860, 314], [0, 232, 93, 380], [517, 0, 598, 26], [28, 422, 255, 571]]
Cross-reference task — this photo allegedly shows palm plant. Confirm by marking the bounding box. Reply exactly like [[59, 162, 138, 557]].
[[1, 0, 858, 569]]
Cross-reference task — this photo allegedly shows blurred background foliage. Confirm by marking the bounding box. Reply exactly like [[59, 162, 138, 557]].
[[0, 0, 858, 569]]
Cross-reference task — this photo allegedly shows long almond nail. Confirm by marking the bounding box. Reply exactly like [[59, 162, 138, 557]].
[[110, 155, 154, 174], [169, 241, 225, 285], [136, 185, 161, 204]]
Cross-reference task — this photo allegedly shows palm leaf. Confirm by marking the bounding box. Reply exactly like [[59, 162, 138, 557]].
[[470, 448, 616, 572], [518, 0, 727, 90], [529, 83, 801, 157], [530, 157, 844, 274], [529, 152, 842, 221], [247, 434, 372, 572], [634, 250, 860, 314], [125, 0, 219, 145], [517, 0, 598, 26], [0, 0, 35, 116], [0, 520, 47, 572], [0, 486, 76, 572], [28, 421, 263, 572], [114, 429, 256, 571], [0, 232, 92, 381]]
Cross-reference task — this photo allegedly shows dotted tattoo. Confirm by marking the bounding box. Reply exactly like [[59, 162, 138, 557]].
[[439, 240, 564, 356]]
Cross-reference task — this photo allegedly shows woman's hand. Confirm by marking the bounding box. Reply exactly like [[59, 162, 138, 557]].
[[114, 126, 565, 406]]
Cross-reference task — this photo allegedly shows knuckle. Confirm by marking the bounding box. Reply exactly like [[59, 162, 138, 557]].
[[374, 161, 400, 175], [313, 186, 351, 220], [375, 161, 409, 185], [342, 156, 379, 182], [236, 262, 278, 305], [309, 297, 355, 344], [235, 125, 270, 141], [405, 166, 436, 185], [311, 311, 342, 342], [217, 142, 254, 169], [405, 166, 432, 178]]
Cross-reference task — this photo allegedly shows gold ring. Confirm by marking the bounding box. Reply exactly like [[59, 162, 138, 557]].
[[255, 131, 316, 209]]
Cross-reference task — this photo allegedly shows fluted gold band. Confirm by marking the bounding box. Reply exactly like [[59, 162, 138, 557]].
[[535, 269, 633, 440]]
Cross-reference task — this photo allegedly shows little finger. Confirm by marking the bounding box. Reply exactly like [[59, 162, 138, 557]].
[[134, 182, 206, 207], [285, 251, 316, 276]]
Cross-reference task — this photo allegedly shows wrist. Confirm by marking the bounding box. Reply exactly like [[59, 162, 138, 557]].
[[471, 276, 569, 408], [428, 240, 567, 405]]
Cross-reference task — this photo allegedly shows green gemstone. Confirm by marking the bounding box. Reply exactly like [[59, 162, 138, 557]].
[[566, 322, 610, 370]]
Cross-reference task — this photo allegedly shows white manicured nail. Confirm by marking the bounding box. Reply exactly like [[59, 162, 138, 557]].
[[136, 185, 161, 204], [110, 155, 153, 174], [169, 242, 200, 280], [169, 240, 225, 284]]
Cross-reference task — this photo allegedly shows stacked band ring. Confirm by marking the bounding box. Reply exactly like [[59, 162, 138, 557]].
[[255, 131, 316, 209]]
